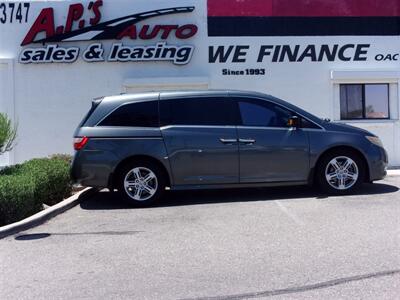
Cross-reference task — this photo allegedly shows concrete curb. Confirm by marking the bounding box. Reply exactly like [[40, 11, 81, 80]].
[[0, 187, 96, 239], [387, 169, 400, 177]]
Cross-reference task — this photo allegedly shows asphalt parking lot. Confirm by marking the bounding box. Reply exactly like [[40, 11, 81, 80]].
[[1, 176, 399, 300]]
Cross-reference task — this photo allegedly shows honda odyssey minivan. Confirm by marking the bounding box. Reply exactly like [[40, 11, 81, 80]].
[[71, 90, 387, 206]]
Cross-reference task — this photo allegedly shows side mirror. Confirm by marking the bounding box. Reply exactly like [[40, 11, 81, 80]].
[[287, 116, 299, 128]]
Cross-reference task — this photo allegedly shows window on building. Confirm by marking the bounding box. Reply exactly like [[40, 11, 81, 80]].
[[160, 97, 238, 126], [98, 100, 159, 127], [340, 84, 389, 120]]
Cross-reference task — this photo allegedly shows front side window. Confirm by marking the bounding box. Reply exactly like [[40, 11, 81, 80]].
[[237, 98, 292, 127], [340, 84, 389, 120], [160, 97, 238, 126], [98, 101, 159, 127]]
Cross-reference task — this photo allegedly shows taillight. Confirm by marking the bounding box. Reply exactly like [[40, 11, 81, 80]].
[[74, 136, 89, 150]]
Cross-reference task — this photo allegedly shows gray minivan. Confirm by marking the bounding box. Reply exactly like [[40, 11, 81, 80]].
[[71, 90, 387, 206]]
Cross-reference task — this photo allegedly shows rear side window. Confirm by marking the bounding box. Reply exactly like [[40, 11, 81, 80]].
[[98, 101, 159, 127], [160, 97, 238, 126]]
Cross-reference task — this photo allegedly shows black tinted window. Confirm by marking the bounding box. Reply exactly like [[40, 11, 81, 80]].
[[237, 98, 292, 127], [301, 118, 320, 129], [160, 97, 238, 126], [99, 101, 158, 127], [79, 98, 103, 127], [340, 84, 389, 119]]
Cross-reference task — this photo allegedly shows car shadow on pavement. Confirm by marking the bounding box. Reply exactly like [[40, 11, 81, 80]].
[[80, 182, 399, 210], [14, 230, 143, 241]]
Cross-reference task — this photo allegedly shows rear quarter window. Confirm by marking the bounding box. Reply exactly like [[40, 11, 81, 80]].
[[98, 101, 159, 127], [79, 98, 103, 127]]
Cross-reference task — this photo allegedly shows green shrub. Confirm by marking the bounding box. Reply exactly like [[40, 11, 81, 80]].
[[0, 164, 22, 176], [0, 157, 72, 226], [0, 174, 39, 226], [21, 158, 72, 206], [49, 153, 73, 164]]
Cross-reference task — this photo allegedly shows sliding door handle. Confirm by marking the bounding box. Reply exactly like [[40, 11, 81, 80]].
[[219, 138, 237, 144], [239, 138, 256, 145]]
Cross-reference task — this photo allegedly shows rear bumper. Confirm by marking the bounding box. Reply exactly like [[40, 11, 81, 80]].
[[70, 150, 114, 188]]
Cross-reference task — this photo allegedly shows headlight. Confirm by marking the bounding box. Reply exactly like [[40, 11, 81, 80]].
[[366, 136, 383, 148]]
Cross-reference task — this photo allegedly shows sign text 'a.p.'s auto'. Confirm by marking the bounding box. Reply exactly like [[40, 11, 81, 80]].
[[19, 0, 198, 65]]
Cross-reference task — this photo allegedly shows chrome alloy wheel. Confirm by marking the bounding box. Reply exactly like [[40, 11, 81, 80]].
[[325, 156, 359, 190], [124, 167, 158, 201]]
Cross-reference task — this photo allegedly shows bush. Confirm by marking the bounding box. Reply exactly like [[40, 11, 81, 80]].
[[0, 157, 72, 226], [21, 158, 72, 206], [0, 174, 39, 226], [0, 112, 17, 155], [49, 153, 73, 164]]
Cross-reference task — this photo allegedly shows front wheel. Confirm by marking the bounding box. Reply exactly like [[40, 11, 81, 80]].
[[117, 161, 165, 207], [316, 151, 366, 195]]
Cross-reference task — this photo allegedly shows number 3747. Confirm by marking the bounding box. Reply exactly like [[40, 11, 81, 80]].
[[0, 2, 30, 24]]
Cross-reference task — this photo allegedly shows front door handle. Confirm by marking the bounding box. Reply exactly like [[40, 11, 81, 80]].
[[239, 138, 256, 145], [219, 138, 237, 144]]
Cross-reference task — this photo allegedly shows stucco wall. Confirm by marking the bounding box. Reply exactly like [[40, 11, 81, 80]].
[[0, 0, 399, 165]]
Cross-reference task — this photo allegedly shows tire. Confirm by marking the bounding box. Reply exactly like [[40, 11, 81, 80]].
[[116, 160, 166, 207], [316, 150, 366, 195]]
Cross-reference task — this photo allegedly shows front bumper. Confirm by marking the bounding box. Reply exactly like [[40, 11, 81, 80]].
[[367, 145, 388, 181]]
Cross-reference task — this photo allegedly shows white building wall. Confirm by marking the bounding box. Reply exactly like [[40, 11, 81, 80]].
[[0, 0, 399, 166], [0, 58, 15, 165], [0, 0, 208, 164]]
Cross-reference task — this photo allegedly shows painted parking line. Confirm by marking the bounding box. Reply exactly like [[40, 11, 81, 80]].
[[275, 200, 305, 226]]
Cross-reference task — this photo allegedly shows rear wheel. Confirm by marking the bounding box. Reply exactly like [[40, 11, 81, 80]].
[[117, 161, 165, 207], [316, 150, 366, 195]]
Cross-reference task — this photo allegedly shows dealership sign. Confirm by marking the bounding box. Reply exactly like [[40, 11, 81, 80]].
[[206, 0, 399, 77], [19, 1, 197, 65]]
